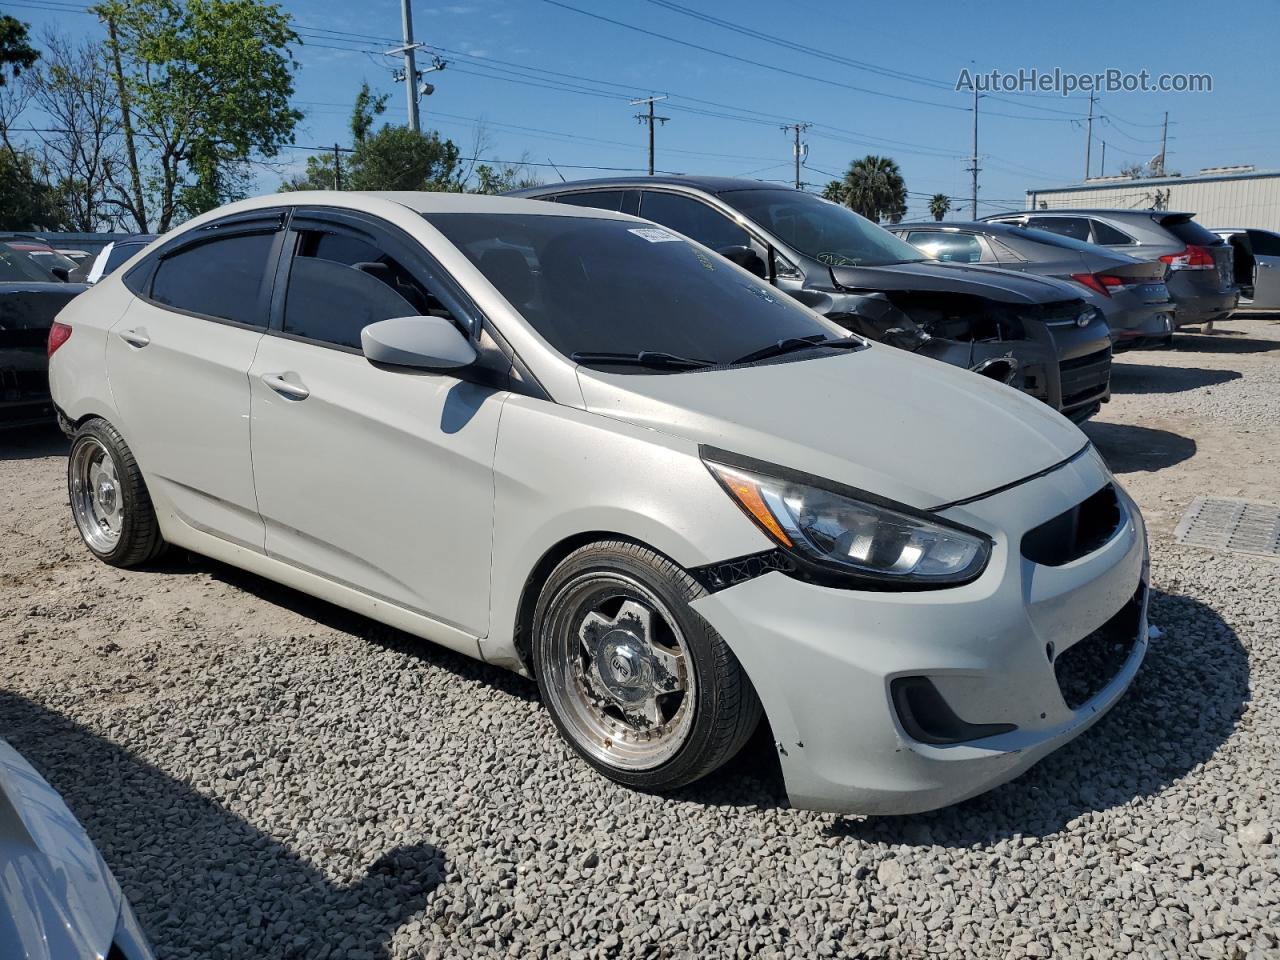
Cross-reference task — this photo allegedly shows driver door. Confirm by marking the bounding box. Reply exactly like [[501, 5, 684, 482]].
[[248, 208, 505, 640]]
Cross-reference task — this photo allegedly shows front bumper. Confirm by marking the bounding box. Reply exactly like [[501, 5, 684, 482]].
[[691, 448, 1148, 815]]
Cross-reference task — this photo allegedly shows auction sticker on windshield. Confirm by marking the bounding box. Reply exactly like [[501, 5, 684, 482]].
[[629, 227, 683, 243]]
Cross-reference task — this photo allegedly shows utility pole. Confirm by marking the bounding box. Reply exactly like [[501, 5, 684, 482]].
[[781, 122, 811, 190], [395, 0, 421, 132], [966, 89, 981, 219], [631, 96, 669, 176], [1084, 92, 1095, 181], [1099, 140, 1106, 178], [334, 144, 342, 190], [1156, 111, 1169, 176], [103, 13, 147, 231]]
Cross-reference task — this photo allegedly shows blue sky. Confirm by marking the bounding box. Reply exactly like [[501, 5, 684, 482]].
[[10, 0, 1279, 220]]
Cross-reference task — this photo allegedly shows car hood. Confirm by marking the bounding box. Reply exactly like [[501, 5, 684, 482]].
[[577, 343, 1087, 509], [828, 260, 1084, 304], [0, 739, 123, 960]]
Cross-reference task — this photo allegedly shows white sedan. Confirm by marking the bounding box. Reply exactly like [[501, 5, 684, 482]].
[[47, 192, 1148, 814]]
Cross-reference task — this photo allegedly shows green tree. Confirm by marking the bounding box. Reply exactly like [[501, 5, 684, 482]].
[[839, 155, 908, 223], [93, 0, 303, 230], [470, 161, 543, 195], [346, 125, 461, 191], [928, 193, 951, 222], [0, 149, 65, 229], [0, 15, 39, 85], [821, 180, 845, 204]]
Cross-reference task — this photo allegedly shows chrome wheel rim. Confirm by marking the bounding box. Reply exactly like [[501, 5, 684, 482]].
[[69, 438, 123, 553], [542, 572, 695, 770]]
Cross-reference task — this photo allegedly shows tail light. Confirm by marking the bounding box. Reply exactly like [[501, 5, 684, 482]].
[[1159, 244, 1215, 271], [48, 321, 72, 357], [1070, 273, 1126, 298]]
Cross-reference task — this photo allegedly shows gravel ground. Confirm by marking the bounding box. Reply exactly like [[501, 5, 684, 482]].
[[2, 317, 1279, 959]]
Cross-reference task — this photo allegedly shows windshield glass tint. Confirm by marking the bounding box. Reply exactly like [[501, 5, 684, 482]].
[[425, 212, 838, 368], [1008, 225, 1106, 253], [720, 189, 925, 267], [0, 244, 57, 282]]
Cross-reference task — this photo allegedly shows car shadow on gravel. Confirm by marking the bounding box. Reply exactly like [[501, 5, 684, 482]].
[[825, 588, 1249, 846], [1083, 421, 1196, 473], [186, 554, 541, 704], [1107, 362, 1241, 394], [0, 690, 447, 959], [1168, 333, 1279, 354]]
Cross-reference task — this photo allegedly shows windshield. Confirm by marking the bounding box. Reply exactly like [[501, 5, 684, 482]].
[[720, 188, 925, 267], [425, 212, 843, 370], [0, 243, 60, 282]]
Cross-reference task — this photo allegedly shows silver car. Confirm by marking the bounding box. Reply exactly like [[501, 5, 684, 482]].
[[890, 221, 1175, 347], [48, 192, 1148, 815], [982, 209, 1238, 329], [0, 738, 154, 959], [1211, 228, 1280, 312]]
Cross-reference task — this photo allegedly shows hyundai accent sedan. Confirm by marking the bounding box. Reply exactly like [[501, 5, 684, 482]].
[[48, 192, 1149, 815]]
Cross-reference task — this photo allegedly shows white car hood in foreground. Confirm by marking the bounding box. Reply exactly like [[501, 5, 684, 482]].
[[577, 343, 1088, 509], [0, 739, 128, 960]]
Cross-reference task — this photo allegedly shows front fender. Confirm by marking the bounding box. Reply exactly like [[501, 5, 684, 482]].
[[483, 395, 772, 670]]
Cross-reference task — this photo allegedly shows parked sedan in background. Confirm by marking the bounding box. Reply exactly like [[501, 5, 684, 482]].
[[0, 738, 155, 959], [981, 209, 1238, 329], [1, 239, 88, 429], [49, 191, 1148, 815], [889, 221, 1174, 348], [510, 177, 1113, 422], [1211, 227, 1280, 312], [72, 234, 158, 285]]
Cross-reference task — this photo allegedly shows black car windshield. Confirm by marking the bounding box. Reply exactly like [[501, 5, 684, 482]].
[[720, 188, 925, 267], [0, 243, 59, 282], [425, 212, 842, 370]]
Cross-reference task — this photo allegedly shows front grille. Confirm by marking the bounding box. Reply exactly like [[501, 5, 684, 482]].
[[1059, 346, 1112, 409], [1022, 484, 1123, 566], [1054, 584, 1145, 710]]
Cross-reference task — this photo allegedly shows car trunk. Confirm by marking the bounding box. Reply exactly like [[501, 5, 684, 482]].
[[1, 283, 82, 428]]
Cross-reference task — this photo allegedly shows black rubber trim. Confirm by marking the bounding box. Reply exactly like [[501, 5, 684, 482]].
[[890, 676, 1017, 745], [927, 441, 1092, 512], [688, 549, 794, 592]]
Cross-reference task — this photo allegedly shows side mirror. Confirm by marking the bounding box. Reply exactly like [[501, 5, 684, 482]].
[[50, 265, 71, 282], [716, 245, 767, 279], [361, 316, 477, 371]]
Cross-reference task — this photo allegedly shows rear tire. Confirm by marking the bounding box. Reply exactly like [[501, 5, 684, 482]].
[[67, 418, 166, 567], [532, 540, 761, 791]]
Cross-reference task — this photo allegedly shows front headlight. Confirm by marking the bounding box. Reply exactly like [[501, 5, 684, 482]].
[[704, 453, 991, 589]]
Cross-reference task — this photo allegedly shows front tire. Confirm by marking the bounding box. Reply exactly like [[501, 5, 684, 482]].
[[532, 540, 761, 791], [67, 419, 166, 567]]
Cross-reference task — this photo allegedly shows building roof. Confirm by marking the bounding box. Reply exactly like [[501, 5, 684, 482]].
[[1026, 168, 1280, 195]]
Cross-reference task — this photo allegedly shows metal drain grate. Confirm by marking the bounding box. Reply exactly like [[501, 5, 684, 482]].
[[1174, 497, 1280, 558]]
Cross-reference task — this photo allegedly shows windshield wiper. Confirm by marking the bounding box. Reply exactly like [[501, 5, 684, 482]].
[[570, 350, 715, 370], [730, 335, 863, 366]]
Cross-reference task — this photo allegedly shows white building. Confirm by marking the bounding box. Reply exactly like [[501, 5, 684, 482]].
[[1025, 166, 1280, 231]]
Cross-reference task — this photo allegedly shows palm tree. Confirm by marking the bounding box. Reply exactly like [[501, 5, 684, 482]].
[[928, 193, 951, 221], [840, 155, 907, 223]]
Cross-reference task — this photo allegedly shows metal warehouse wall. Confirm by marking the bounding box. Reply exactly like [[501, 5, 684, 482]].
[[1027, 173, 1280, 231]]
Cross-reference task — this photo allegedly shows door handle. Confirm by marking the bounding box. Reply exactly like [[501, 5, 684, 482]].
[[261, 373, 310, 401], [117, 328, 150, 348]]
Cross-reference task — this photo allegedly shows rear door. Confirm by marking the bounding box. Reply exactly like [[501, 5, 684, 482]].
[[1246, 230, 1280, 308], [106, 211, 284, 547], [247, 208, 505, 641]]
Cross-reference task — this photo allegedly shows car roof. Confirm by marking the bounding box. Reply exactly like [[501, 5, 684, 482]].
[[506, 175, 784, 197], [205, 189, 642, 221], [980, 209, 1195, 220], [892, 220, 1026, 236]]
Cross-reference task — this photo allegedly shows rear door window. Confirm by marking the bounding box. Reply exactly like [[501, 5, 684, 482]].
[[1027, 216, 1090, 242], [150, 232, 275, 327], [1247, 230, 1280, 257], [639, 191, 750, 250]]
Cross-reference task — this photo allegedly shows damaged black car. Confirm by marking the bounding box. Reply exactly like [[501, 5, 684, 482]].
[[508, 177, 1112, 422]]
